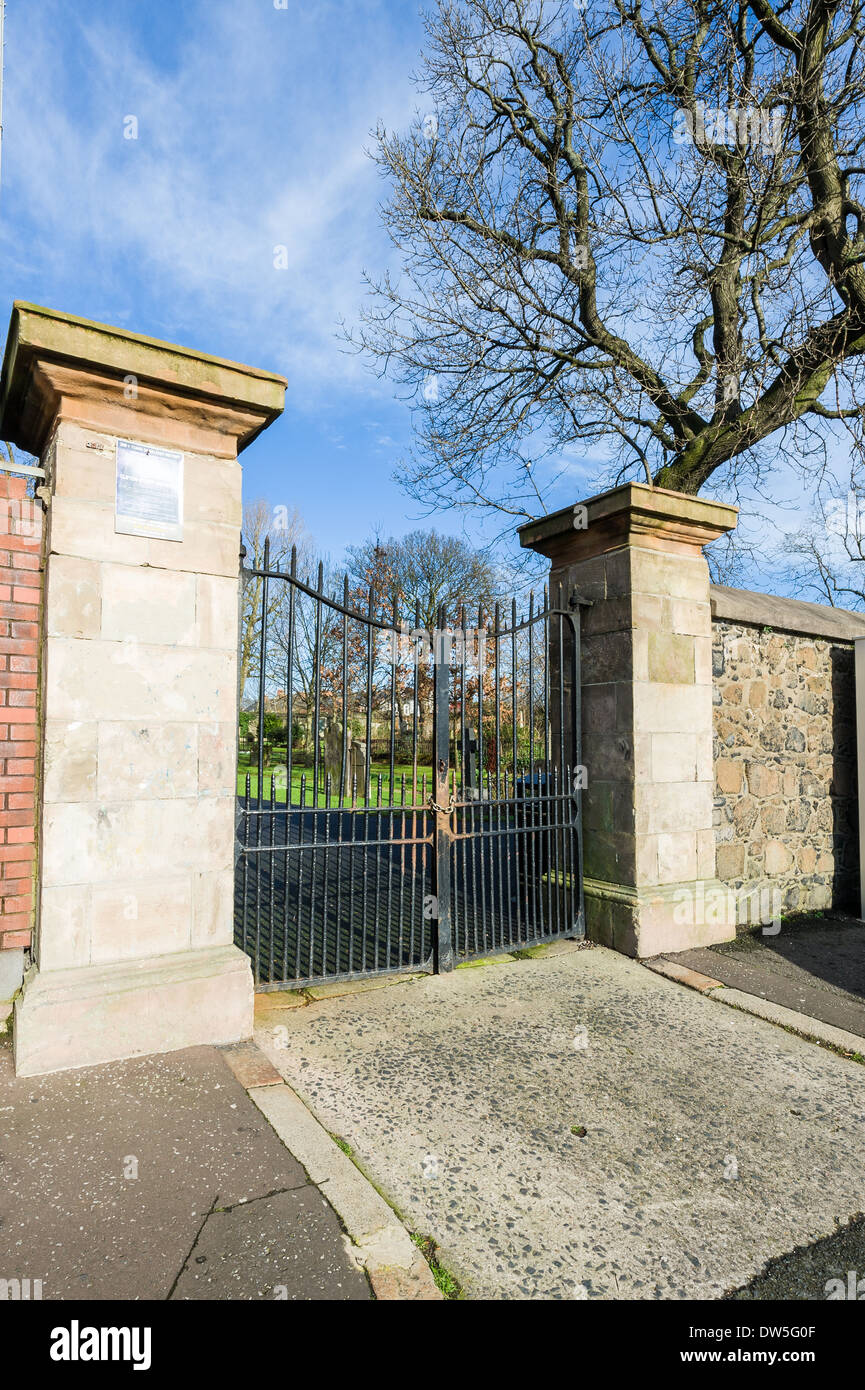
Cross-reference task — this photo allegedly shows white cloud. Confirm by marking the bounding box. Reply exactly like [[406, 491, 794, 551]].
[[0, 0, 421, 402]]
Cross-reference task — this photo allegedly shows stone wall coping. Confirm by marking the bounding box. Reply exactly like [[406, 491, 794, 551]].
[[519, 482, 739, 563], [0, 302, 287, 456], [711, 583, 865, 642]]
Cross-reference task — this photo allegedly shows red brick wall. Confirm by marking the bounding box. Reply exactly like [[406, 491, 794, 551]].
[[0, 475, 42, 957]]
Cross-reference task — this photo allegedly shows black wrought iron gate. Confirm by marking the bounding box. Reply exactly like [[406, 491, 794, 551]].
[[235, 541, 585, 988]]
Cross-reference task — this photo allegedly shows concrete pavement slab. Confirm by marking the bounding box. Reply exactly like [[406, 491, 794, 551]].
[[248, 1080, 442, 1299], [671, 916, 865, 1040], [256, 945, 865, 1300], [170, 1187, 369, 1300], [0, 1041, 369, 1300]]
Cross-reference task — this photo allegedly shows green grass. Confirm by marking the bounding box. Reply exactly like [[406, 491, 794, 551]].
[[237, 759, 436, 808], [410, 1233, 463, 1299]]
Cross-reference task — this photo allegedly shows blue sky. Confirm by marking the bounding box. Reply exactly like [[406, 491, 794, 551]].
[[0, 0, 857, 601], [0, 0, 496, 562]]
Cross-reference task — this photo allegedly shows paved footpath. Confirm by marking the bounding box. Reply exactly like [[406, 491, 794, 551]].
[[669, 914, 865, 1041], [0, 1040, 370, 1300], [257, 942, 865, 1300]]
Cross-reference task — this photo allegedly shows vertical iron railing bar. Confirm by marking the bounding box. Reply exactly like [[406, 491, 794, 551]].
[[365, 589, 374, 809], [374, 773, 384, 968], [494, 602, 501, 801], [412, 599, 420, 808], [459, 603, 467, 800], [456, 701, 466, 960], [389, 592, 397, 810], [360, 786, 370, 969], [312, 559, 323, 809], [408, 796, 417, 965], [528, 591, 534, 776], [478, 766, 489, 953], [552, 763, 562, 938], [528, 756, 538, 939], [556, 593, 566, 936], [256, 535, 269, 801], [511, 597, 518, 783], [286, 545, 297, 810], [543, 587, 550, 780], [281, 797, 291, 984], [398, 773, 406, 967], [268, 773, 276, 982], [347, 771, 357, 974], [334, 769, 345, 972], [421, 770, 428, 958], [385, 781, 394, 968], [493, 699, 506, 953], [558, 583, 566, 777], [477, 601, 484, 798], [573, 604, 585, 935], [307, 771, 320, 981], [493, 762, 504, 952], [323, 773, 332, 975], [502, 765, 513, 945], [295, 771, 306, 980], [340, 574, 349, 806], [432, 603, 454, 972], [241, 771, 251, 965], [253, 782, 263, 983]]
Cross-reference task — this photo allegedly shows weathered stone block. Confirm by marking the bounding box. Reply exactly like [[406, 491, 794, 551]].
[[90, 876, 193, 962], [198, 722, 237, 796], [764, 839, 794, 875], [746, 763, 780, 798], [183, 454, 242, 527], [96, 721, 199, 800], [45, 554, 101, 639], [42, 796, 234, 887], [647, 631, 695, 684], [45, 637, 236, 723], [633, 683, 710, 735], [716, 758, 742, 794], [651, 732, 697, 783], [656, 831, 698, 884], [100, 563, 197, 646], [43, 720, 98, 803], [636, 781, 713, 836], [38, 885, 91, 970], [191, 867, 234, 947]]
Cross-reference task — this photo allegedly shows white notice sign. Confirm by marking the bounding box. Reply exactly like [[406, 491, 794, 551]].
[[115, 439, 183, 542]]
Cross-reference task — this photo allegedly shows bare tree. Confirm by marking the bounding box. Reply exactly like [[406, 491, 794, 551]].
[[352, 0, 865, 523], [775, 409, 865, 604], [346, 527, 502, 627], [239, 498, 310, 694]]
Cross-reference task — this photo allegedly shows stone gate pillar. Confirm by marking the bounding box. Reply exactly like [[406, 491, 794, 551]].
[[520, 483, 738, 958], [0, 303, 285, 1075]]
